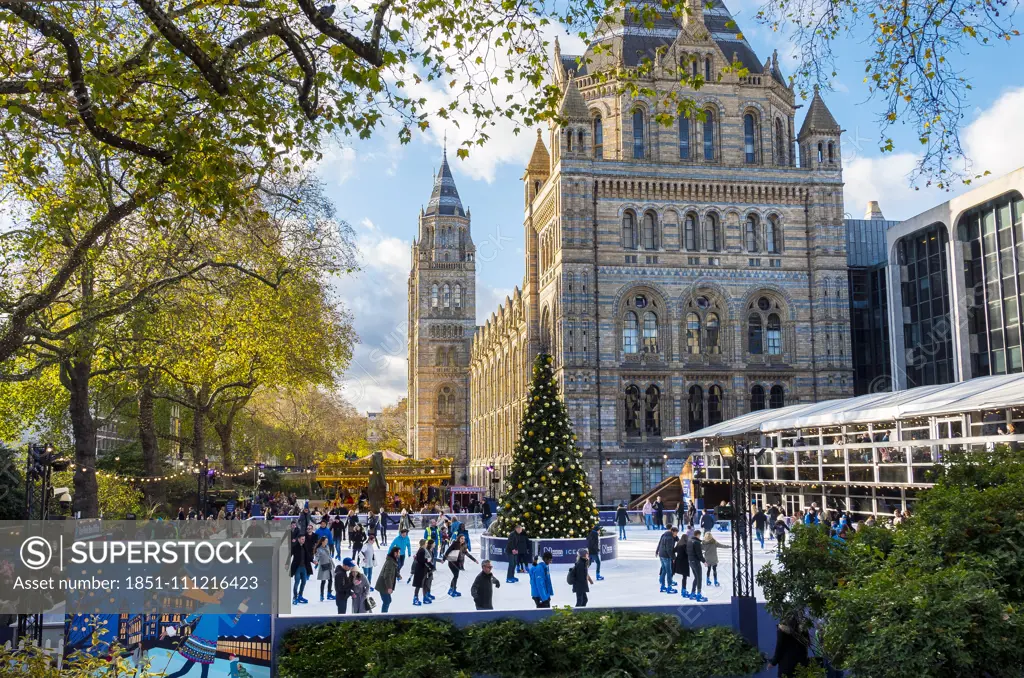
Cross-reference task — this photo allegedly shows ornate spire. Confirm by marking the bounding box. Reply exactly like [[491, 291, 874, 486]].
[[558, 75, 590, 120], [425, 145, 465, 217], [526, 129, 550, 175], [798, 85, 841, 138]]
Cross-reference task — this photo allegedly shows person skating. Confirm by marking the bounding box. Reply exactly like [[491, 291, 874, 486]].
[[357, 536, 376, 591], [656, 525, 679, 593], [772, 518, 790, 551], [587, 524, 604, 581], [350, 571, 370, 613], [506, 524, 528, 583], [615, 502, 628, 540], [686, 529, 707, 601], [702, 531, 720, 588], [314, 518, 334, 558], [314, 537, 335, 602], [470, 560, 501, 610], [346, 509, 360, 538], [529, 551, 554, 608], [569, 548, 593, 607], [290, 534, 311, 605], [700, 508, 717, 534], [516, 527, 532, 574], [675, 502, 686, 531], [481, 499, 493, 529], [672, 531, 690, 597], [334, 558, 355, 613], [653, 496, 665, 529], [388, 528, 412, 582], [443, 533, 478, 597], [687, 500, 697, 528], [375, 547, 400, 613], [399, 508, 414, 533], [330, 514, 345, 558], [424, 519, 442, 564], [412, 538, 436, 605], [752, 507, 768, 549], [642, 499, 654, 529], [377, 506, 389, 546], [767, 504, 780, 539]]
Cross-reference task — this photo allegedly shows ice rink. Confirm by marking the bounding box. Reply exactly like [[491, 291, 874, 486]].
[[285, 524, 779, 617]]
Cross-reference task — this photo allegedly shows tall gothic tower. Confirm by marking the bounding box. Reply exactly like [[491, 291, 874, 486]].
[[407, 149, 475, 483]]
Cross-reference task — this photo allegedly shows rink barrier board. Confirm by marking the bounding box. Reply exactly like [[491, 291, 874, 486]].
[[478, 533, 618, 565], [273, 601, 779, 678]]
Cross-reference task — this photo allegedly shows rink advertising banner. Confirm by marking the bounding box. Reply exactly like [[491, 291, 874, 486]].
[[0, 520, 287, 615]]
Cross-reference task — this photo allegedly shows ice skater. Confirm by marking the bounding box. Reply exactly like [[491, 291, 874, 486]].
[[686, 529, 707, 602], [702, 531, 720, 588], [443, 533, 477, 597], [656, 525, 678, 593]]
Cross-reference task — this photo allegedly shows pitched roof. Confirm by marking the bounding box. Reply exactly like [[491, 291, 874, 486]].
[[559, 76, 590, 120], [798, 85, 841, 137], [424, 147, 465, 217], [527, 129, 550, 175]]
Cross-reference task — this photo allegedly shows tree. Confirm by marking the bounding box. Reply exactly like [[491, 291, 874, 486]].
[[374, 397, 408, 455], [0, 444, 26, 519], [491, 353, 598, 539]]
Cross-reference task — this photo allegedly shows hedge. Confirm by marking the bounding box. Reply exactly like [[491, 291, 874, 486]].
[[278, 610, 765, 678]]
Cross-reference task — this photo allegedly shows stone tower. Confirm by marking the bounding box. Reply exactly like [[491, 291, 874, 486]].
[[408, 148, 476, 483]]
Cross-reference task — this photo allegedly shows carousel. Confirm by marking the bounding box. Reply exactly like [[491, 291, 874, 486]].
[[314, 452, 453, 510]]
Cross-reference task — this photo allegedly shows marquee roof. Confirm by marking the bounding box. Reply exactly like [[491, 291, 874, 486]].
[[669, 373, 1024, 441]]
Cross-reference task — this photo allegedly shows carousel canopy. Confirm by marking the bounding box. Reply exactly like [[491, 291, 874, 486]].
[[668, 373, 1024, 441]]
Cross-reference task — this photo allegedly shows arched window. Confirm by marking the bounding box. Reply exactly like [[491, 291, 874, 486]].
[[750, 385, 766, 411], [566, 128, 573, 152], [817, 142, 824, 163], [541, 307, 552, 353], [454, 283, 462, 308], [745, 216, 759, 252], [704, 214, 719, 252], [706, 313, 720, 354], [767, 313, 782, 355], [593, 115, 603, 158], [775, 118, 785, 165], [624, 385, 641, 434], [703, 110, 715, 161], [578, 129, 584, 152], [442, 283, 451, 308], [684, 214, 698, 251], [708, 385, 724, 425], [642, 212, 657, 250], [827, 142, 835, 163], [431, 284, 439, 308], [632, 109, 645, 159], [642, 311, 658, 353], [769, 385, 785, 408], [766, 216, 780, 254], [438, 386, 455, 416], [645, 385, 661, 435], [743, 113, 756, 163], [688, 385, 704, 431], [691, 58, 698, 79], [623, 311, 639, 354], [679, 117, 690, 159], [705, 57, 712, 81], [686, 312, 701, 354], [436, 346, 446, 366], [748, 313, 763, 354], [622, 211, 637, 249]]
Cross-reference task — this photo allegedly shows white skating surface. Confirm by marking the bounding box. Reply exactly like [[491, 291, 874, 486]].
[[284, 525, 778, 617]]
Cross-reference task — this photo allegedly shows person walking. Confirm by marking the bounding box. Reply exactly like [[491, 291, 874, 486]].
[[587, 524, 604, 581], [767, 615, 811, 677], [470, 560, 501, 610], [672, 531, 690, 596], [686, 530, 707, 601], [702, 531, 720, 587], [357, 537, 376, 591], [529, 551, 554, 608], [315, 537, 335, 602], [569, 548, 593, 607], [642, 499, 654, 530], [506, 525, 528, 583], [334, 558, 355, 614], [350, 571, 370, 613], [375, 547, 400, 613], [412, 538, 436, 606], [653, 496, 665, 529], [290, 534, 311, 605], [388, 528, 412, 582], [615, 503, 629, 540], [443, 534, 478, 597], [656, 526, 679, 593], [752, 507, 768, 549]]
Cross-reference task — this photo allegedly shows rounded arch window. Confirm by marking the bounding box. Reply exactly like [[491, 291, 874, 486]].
[[442, 283, 451, 308], [750, 385, 766, 411], [622, 211, 637, 250], [566, 128, 574, 152], [632, 109, 645, 159], [769, 384, 785, 408], [703, 109, 716, 160], [708, 385, 724, 425], [431, 284, 439, 308], [623, 311, 639, 354], [642, 211, 658, 250], [743, 113, 757, 163], [706, 312, 720, 354], [766, 216, 780, 254], [775, 118, 786, 165], [624, 385, 641, 434], [593, 115, 604, 158], [827, 142, 835, 163], [757, 296, 771, 311], [745, 215, 759, 252], [645, 385, 661, 435], [817, 142, 824, 163], [705, 57, 712, 81], [704, 213, 719, 252], [684, 213, 698, 251], [748, 312, 764, 354], [686, 312, 701, 354], [679, 116, 690, 159], [767, 313, 783, 355], [642, 311, 658, 353], [454, 283, 462, 308], [688, 385, 704, 431]]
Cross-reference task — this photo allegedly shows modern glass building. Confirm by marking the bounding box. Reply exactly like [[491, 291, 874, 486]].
[[886, 168, 1024, 389]]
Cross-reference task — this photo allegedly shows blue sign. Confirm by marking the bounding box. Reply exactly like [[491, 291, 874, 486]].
[[226, 500, 236, 514]]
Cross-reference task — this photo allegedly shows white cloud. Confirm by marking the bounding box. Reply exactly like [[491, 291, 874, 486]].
[[476, 285, 516, 325], [319, 146, 358, 185], [842, 86, 1024, 220]]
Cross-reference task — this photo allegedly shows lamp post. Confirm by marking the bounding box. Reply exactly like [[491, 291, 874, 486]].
[[720, 442, 758, 647]]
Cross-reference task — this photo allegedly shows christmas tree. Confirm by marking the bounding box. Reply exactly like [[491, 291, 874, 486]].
[[491, 353, 600, 539]]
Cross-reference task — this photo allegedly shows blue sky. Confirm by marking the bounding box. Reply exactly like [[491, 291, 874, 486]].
[[324, 2, 1024, 412]]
